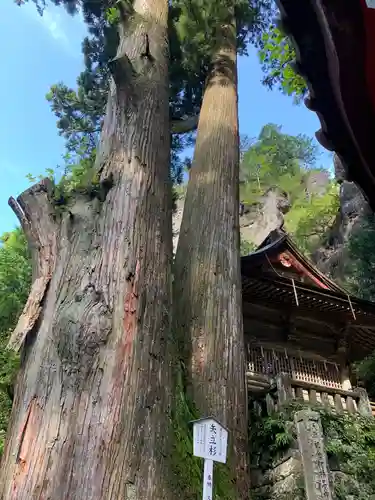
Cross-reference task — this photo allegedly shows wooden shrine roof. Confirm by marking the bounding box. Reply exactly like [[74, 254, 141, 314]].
[[241, 229, 345, 293], [275, 0, 375, 210], [240, 230, 375, 358]]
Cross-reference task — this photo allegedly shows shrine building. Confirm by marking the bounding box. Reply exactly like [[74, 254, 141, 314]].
[[241, 229, 375, 416]]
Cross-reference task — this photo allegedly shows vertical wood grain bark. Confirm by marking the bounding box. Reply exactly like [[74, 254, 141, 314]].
[[0, 1, 173, 499], [173, 17, 250, 499]]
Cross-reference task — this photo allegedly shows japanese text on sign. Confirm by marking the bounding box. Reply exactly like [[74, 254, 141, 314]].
[[192, 417, 228, 464]]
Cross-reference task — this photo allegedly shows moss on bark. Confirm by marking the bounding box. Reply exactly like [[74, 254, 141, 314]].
[[170, 362, 236, 499]]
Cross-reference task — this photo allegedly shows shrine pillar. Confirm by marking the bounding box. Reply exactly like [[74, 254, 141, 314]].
[[336, 338, 352, 391]]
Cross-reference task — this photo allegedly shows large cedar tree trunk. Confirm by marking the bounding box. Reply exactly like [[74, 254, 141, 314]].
[[173, 18, 250, 499], [0, 2, 173, 498]]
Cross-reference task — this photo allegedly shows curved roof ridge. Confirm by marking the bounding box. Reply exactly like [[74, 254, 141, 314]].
[[283, 233, 347, 295], [241, 230, 347, 295]]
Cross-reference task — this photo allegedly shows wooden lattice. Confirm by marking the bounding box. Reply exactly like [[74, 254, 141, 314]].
[[247, 345, 342, 389]]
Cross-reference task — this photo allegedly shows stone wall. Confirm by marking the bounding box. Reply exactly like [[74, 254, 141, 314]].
[[250, 410, 333, 500], [251, 449, 304, 500], [249, 399, 375, 500], [312, 154, 371, 285], [249, 403, 305, 500]]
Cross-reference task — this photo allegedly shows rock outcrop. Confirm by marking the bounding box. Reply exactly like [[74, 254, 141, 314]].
[[172, 187, 290, 254], [313, 155, 371, 284], [239, 188, 290, 247]]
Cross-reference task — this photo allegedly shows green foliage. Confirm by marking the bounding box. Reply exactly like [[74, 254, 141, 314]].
[[258, 25, 307, 101], [26, 148, 99, 209], [285, 183, 340, 255], [346, 214, 375, 302], [171, 364, 235, 499], [0, 229, 31, 455], [355, 352, 375, 401], [344, 216, 375, 403], [240, 237, 256, 256], [105, 6, 121, 25], [172, 0, 272, 64], [45, 10, 116, 167], [251, 400, 375, 499], [22, 0, 276, 184], [239, 124, 337, 255], [46, 80, 105, 163], [170, 370, 202, 498], [249, 402, 294, 469], [240, 124, 318, 204], [0, 229, 31, 331], [321, 411, 375, 499]]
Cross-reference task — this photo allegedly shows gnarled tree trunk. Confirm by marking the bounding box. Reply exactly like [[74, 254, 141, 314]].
[[0, 1, 173, 498], [173, 17, 250, 499]]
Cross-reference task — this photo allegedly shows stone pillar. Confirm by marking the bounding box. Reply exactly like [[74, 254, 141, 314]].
[[357, 387, 373, 417], [276, 372, 293, 405], [340, 365, 352, 391], [294, 410, 333, 500]]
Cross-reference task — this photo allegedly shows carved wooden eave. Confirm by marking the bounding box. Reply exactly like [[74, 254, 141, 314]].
[[275, 0, 375, 210]]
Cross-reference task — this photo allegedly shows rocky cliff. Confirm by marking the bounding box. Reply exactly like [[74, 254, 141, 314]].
[[312, 155, 371, 285], [172, 187, 291, 254], [172, 157, 366, 282]]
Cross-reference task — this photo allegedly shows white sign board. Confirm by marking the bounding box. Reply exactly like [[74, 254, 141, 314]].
[[366, 0, 375, 8], [192, 417, 228, 464]]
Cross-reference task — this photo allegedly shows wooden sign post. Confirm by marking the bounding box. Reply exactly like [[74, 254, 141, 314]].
[[191, 417, 228, 500]]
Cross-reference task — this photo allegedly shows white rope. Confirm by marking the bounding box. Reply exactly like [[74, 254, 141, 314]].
[[347, 294, 356, 320], [292, 278, 299, 306], [265, 254, 300, 306]]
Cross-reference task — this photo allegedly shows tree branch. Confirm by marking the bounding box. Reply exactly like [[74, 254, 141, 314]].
[[7, 178, 58, 351], [7, 276, 50, 352], [171, 114, 199, 134], [108, 54, 133, 89]]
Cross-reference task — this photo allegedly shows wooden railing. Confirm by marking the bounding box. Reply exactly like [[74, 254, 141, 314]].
[[247, 345, 342, 390], [248, 371, 374, 418]]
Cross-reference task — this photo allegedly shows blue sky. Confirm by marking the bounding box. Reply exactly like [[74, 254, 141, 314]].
[[0, 1, 331, 235]]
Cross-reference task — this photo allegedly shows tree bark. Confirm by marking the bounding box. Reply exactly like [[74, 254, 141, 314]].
[[173, 16, 250, 499], [0, 1, 173, 499]]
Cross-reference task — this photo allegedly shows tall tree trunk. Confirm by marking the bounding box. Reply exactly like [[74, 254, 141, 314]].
[[174, 17, 250, 499], [0, 1, 173, 499]]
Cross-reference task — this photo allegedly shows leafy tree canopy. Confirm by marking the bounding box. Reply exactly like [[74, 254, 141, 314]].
[[346, 215, 375, 303], [18, 0, 274, 160], [258, 24, 308, 101], [0, 229, 31, 332], [285, 182, 340, 254], [240, 123, 318, 203], [18, 0, 277, 205], [239, 124, 338, 255], [0, 228, 31, 455]]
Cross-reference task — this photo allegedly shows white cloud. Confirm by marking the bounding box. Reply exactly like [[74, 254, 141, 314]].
[[22, 3, 86, 56], [40, 10, 69, 44]]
